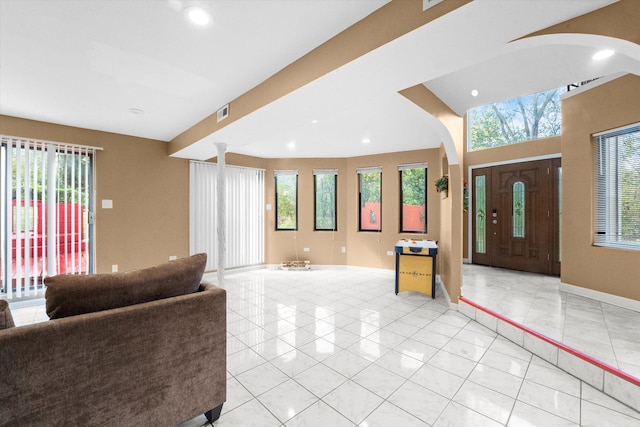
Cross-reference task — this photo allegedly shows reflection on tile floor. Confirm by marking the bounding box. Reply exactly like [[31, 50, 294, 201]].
[[8, 267, 640, 426], [462, 264, 640, 380], [183, 268, 640, 426]]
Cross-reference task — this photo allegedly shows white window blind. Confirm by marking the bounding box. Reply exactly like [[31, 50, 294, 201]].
[[398, 162, 427, 171], [594, 123, 640, 249], [1, 136, 97, 299], [313, 169, 338, 176], [189, 161, 264, 271], [273, 169, 298, 176], [356, 166, 382, 174]]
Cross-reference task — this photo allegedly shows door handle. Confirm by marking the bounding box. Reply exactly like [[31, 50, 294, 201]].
[[492, 219, 498, 224]]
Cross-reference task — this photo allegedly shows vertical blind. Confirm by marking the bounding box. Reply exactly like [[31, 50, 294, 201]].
[[190, 161, 264, 271], [1, 136, 97, 299], [594, 123, 640, 249]]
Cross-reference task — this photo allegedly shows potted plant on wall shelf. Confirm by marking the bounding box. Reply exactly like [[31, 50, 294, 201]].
[[435, 175, 448, 199]]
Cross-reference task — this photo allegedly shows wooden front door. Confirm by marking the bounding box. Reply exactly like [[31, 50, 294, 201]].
[[471, 158, 561, 275]]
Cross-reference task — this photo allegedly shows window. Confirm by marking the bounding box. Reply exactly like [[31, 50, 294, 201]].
[[314, 169, 337, 231], [512, 181, 525, 238], [594, 123, 640, 249], [475, 175, 486, 254], [357, 167, 381, 231], [274, 170, 298, 230], [399, 163, 427, 233], [468, 87, 563, 151]]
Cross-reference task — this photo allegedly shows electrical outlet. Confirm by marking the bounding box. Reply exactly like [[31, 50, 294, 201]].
[[112, 264, 118, 272], [169, 255, 177, 260], [303, 247, 310, 252], [386, 251, 394, 256], [341, 246, 346, 253]]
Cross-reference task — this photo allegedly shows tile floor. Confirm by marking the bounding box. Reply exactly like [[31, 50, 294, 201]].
[[462, 264, 640, 380], [6, 267, 640, 426], [181, 267, 639, 426]]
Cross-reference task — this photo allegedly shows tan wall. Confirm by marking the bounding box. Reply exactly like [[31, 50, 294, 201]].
[[0, 116, 444, 277], [264, 157, 348, 266], [399, 84, 464, 302], [344, 150, 441, 270], [261, 149, 441, 269], [0, 115, 190, 273], [562, 74, 640, 301]]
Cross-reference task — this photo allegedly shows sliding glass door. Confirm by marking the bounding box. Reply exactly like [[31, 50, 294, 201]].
[[1, 137, 96, 300]]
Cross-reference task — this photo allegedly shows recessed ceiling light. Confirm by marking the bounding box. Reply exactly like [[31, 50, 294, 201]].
[[362, 138, 371, 144], [471, 89, 479, 97], [592, 49, 614, 60], [184, 6, 212, 26], [311, 119, 318, 124], [128, 107, 145, 115], [287, 142, 295, 149]]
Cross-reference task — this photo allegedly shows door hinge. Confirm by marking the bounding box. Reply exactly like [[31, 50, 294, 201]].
[[547, 253, 550, 260], [547, 167, 550, 175], [548, 210, 550, 218], [88, 212, 95, 225]]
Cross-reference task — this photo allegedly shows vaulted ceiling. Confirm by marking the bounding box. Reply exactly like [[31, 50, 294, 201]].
[[2, 0, 638, 159]]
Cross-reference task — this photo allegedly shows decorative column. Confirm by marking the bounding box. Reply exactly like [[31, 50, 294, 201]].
[[215, 143, 227, 285]]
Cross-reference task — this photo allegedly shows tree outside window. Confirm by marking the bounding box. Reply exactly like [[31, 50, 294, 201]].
[[400, 166, 426, 233], [469, 87, 563, 151], [314, 172, 336, 231], [358, 169, 381, 231], [275, 172, 297, 230]]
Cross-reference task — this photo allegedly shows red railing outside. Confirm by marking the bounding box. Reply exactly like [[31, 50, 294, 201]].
[[2, 201, 88, 283]]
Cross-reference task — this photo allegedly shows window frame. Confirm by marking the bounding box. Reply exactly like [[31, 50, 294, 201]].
[[593, 123, 640, 250], [274, 170, 298, 231], [398, 163, 427, 233], [357, 167, 382, 232], [313, 169, 337, 231]]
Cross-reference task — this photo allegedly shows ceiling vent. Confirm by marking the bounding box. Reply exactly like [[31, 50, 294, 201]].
[[217, 104, 229, 122], [423, 0, 444, 11]]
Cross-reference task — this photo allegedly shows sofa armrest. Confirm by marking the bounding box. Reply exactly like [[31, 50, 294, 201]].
[[0, 285, 226, 425], [0, 300, 15, 330]]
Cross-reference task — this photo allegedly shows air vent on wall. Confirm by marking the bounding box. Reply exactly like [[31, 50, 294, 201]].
[[423, 0, 444, 11], [217, 104, 229, 122]]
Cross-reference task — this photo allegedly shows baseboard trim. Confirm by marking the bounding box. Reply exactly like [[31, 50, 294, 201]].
[[560, 281, 640, 313]]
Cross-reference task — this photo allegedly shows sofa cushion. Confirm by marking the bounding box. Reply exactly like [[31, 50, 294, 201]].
[[45, 253, 207, 319], [0, 299, 16, 330]]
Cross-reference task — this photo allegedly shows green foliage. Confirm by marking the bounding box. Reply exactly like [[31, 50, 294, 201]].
[[618, 133, 640, 242], [276, 175, 297, 229], [10, 148, 92, 206], [315, 174, 336, 230], [401, 168, 425, 206], [434, 175, 448, 192], [359, 171, 381, 205], [469, 87, 562, 151]]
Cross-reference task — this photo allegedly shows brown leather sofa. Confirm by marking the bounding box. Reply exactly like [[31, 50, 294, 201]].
[[0, 254, 226, 426]]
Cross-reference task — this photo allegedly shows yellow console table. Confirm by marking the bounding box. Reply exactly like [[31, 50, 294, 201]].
[[394, 240, 437, 298]]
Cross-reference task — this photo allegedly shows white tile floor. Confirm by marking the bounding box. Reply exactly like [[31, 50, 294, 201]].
[[462, 264, 640, 380], [6, 267, 640, 426], [181, 267, 639, 426]]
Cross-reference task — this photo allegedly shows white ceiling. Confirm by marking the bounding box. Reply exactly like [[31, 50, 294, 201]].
[[2, 0, 638, 160]]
